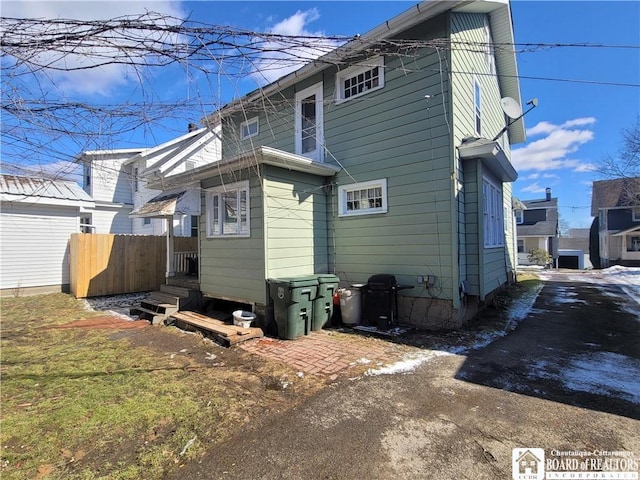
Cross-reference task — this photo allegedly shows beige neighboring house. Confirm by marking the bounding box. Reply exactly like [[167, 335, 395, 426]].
[[592, 177, 640, 267]]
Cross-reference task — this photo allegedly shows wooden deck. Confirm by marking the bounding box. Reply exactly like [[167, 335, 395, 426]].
[[170, 311, 263, 347]]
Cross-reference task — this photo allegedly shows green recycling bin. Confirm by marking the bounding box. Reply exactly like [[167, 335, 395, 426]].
[[268, 276, 318, 340], [313, 274, 340, 331]]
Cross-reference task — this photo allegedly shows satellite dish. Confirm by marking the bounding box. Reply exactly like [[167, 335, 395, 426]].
[[500, 97, 523, 119]]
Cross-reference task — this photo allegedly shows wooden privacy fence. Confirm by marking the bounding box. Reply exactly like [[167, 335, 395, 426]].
[[70, 234, 197, 298]]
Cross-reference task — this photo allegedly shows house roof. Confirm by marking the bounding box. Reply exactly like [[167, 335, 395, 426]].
[[207, 0, 525, 144], [0, 174, 94, 208], [129, 188, 201, 218], [517, 197, 558, 237], [591, 177, 640, 216], [147, 146, 341, 190]]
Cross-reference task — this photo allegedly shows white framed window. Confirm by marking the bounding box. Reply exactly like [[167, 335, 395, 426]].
[[473, 77, 482, 136], [517, 239, 524, 253], [133, 167, 139, 193], [338, 179, 388, 217], [205, 181, 250, 237], [185, 160, 196, 171], [335, 56, 385, 103], [483, 175, 504, 247], [515, 209, 523, 224], [484, 17, 496, 75], [240, 117, 259, 140], [633, 207, 640, 222], [295, 83, 324, 162], [143, 217, 151, 226]]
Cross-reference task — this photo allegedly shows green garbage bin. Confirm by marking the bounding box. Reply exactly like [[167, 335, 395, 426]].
[[268, 276, 318, 340], [313, 274, 340, 331]]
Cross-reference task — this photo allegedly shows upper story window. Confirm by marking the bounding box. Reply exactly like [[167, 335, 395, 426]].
[[185, 160, 196, 171], [240, 117, 259, 140], [83, 163, 91, 188], [633, 207, 640, 222], [483, 175, 504, 247], [473, 77, 482, 136], [205, 181, 250, 237], [133, 167, 139, 193], [338, 179, 388, 217], [484, 17, 496, 75], [599, 210, 607, 230], [515, 209, 523, 224], [143, 217, 151, 226], [335, 56, 385, 103], [295, 83, 324, 162]]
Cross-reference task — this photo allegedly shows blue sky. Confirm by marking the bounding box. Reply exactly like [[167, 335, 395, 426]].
[[2, 1, 639, 229]]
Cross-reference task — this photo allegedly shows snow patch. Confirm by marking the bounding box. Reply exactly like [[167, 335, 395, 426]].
[[365, 351, 452, 376]]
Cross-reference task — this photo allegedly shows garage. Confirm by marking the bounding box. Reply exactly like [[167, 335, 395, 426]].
[[557, 249, 585, 270]]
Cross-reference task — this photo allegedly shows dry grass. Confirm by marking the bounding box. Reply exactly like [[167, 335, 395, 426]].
[[1, 294, 320, 480]]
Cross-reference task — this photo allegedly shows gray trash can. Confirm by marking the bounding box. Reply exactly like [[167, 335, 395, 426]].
[[338, 284, 364, 326]]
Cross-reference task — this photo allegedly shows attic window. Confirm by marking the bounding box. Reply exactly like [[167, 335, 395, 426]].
[[336, 57, 385, 103], [240, 117, 259, 140]]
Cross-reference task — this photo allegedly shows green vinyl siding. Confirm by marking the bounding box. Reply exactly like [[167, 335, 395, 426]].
[[263, 166, 328, 279], [451, 12, 515, 299], [199, 171, 266, 304], [324, 14, 455, 298]]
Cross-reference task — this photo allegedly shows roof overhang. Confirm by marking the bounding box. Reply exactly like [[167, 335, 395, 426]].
[[458, 137, 518, 182], [129, 188, 201, 218], [147, 146, 341, 190]]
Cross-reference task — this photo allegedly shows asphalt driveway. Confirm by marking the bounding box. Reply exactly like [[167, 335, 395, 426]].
[[166, 271, 640, 480]]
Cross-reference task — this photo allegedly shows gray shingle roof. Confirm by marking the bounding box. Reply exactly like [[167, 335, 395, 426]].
[[591, 177, 640, 216], [517, 197, 558, 237]]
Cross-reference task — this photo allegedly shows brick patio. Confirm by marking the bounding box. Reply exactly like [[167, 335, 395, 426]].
[[239, 330, 415, 379]]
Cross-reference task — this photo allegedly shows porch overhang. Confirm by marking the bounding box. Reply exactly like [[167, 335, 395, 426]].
[[147, 146, 341, 190], [611, 225, 640, 236], [458, 137, 518, 183], [129, 188, 201, 218]]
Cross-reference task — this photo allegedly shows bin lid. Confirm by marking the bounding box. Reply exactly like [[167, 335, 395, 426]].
[[316, 274, 340, 284], [268, 275, 318, 288]]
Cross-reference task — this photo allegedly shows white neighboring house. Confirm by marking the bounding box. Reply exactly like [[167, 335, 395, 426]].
[[76, 124, 222, 237], [77, 148, 144, 233], [0, 174, 94, 296]]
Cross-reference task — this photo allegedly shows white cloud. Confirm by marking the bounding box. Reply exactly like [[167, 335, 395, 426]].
[[512, 117, 596, 172], [251, 9, 342, 85], [3, 1, 186, 96], [521, 182, 547, 194]]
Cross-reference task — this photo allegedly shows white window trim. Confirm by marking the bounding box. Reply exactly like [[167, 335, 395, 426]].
[[205, 181, 250, 238], [483, 175, 504, 247], [484, 17, 496, 75], [240, 117, 259, 140], [335, 56, 385, 104], [633, 207, 640, 222], [515, 209, 523, 224], [473, 76, 482, 136], [142, 217, 151, 226], [295, 82, 324, 162], [338, 179, 388, 217]]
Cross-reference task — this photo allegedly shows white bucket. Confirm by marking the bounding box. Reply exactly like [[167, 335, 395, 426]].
[[338, 287, 362, 325], [232, 310, 256, 328]]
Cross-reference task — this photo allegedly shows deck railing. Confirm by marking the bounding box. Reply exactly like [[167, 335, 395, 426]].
[[174, 251, 198, 275]]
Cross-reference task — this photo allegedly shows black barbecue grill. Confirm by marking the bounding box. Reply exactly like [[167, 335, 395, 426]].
[[361, 274, 414, 330]]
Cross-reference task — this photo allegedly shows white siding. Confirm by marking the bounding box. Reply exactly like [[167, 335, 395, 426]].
[[0, 203, 79, 290], [87, 154, 135, 204]]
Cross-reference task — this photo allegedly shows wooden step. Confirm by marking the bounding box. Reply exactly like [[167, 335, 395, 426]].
[[170, 311, 263, 347], [160, 284, 192, 298], [129, 306, 169, 326], [150, 291, 180, 305], [141, 298, 178, 315]]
